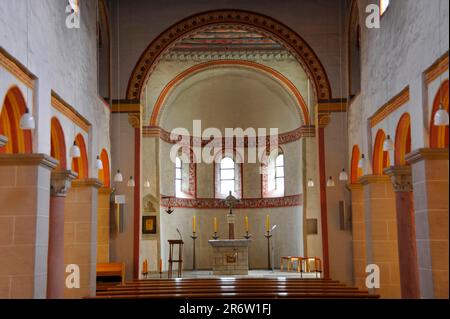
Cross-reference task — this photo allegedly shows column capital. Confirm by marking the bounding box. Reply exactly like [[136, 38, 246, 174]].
[[0, 135, 7, 147], [318, 113, 331, 128], [358, 174, 390, 185], [345, 183, 363, 191], [51, 170, 78, 197], [128, 113, 141, 129], [384, 165, 413, 192], [0, 153, 58, 170], [405, 148, 449, 165], [72, 178, 103, 189], [99, 187, 114, 194]]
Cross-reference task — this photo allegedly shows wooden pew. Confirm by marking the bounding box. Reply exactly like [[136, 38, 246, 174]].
[[96, 262, 125, 285]]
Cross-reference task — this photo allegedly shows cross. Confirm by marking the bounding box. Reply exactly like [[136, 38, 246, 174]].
[[224, 191, 239, 239]]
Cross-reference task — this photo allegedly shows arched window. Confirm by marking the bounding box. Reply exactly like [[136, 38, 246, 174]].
[[262, 148, 285, 198], [348, 1, 361, 98], [175, 156, 182, 197], [174, 148, 196, 198], [220, 157, 235, 196]]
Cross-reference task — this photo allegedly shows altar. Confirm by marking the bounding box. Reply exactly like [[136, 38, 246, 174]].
[[208, 239, 251, 275]]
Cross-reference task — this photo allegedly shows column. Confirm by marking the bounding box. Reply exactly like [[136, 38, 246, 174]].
[[346, 183, 366, 290], [64, 178, 102, 298], [384, 166, 420, 298], [97, 187, 112, 263], [360, 175, 401, 298], [0, 154, 57, 298], [406, 148, 448, 299], [47, 170, 77, 299]]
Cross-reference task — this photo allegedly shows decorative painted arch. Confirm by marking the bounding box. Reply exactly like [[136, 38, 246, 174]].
[[98, 149, 110, 187], [150, 60, 310, 126], [430, 79, 449, 148], [126, 9, 332, 101], [50, 117, 67, 170], [373, 129, 390, 175], [395, 113, 411, 166], [71, 134, 88, 179], [0, 86, 32, 154], [350, 145, 362, 184]]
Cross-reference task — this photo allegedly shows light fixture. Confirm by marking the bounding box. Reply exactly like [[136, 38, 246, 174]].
[[358, 154, 366, 169], [144, 180, 150, 188], [307, 178, 315, 187], [339, 169, 348, 181], [19, 108, 35, 130], [114, 170, 123, 182], [326, 176, 335, 187], [95, 156, 103, 170], [70, 141, 80, 158], [127, 176, 135, 187], [383, 135, 394, 151], [434, 104, 449, 126]]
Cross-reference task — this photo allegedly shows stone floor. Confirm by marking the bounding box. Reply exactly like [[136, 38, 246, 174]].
[[141, 269, 322, 279]]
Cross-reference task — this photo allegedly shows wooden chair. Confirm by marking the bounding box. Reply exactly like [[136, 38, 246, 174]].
[[168, 240, 184, 278]]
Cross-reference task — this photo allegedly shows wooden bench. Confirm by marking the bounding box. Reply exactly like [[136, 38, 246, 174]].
[[96, 262, 125, 285]]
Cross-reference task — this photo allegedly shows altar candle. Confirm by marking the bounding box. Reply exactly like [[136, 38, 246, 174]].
[[159, 258, 162, 273], [213, 217, 218, 233], [143, 259, 148, 273], [266, 215, 270, 232], [193, 215, 196, 233], [245, 216, 249, 232]]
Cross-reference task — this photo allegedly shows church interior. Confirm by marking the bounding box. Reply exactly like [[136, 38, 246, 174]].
[[0, 0, 448, 300]]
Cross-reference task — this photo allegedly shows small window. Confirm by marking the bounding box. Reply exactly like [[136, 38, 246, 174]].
[[380, 0, 390, 16], [264, 151, 285, 197], [175, 156, 182, 197], [220, 157, 235, 195]]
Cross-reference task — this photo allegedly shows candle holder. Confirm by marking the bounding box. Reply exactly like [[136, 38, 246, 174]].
[[190, 232, 198, 271], [244, 231, 252, 239], [142, 271, 148, 279], [212, 232, 219, 240], [264, 230, 272, 270]]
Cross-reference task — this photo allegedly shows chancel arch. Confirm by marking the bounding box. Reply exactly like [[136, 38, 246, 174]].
[[50, 117, 67, 170], [430, 79, 449, 148], [98, 149, 110, 187], [350, 145, 362, 183], [126, 9, 332, 102], [0, 86, 32, 154], [71, 133, 88, 179]]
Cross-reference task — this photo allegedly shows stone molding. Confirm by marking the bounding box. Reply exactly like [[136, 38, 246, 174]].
[[71, 178, 103, 189], [384, 166, 413, 193], [51, 91, 91, 133], [160, 194, 302, 209], [405, 148, 449, 165], [0, 135, 7, 147], [345, 183, 363, 191], [98, 187, 113, 194], [0, 153, 58, 170], [318, 113, 331, 128], [369, 86, 409, 128], [50, 170, 78, 197], [358, 174, 391, 186]]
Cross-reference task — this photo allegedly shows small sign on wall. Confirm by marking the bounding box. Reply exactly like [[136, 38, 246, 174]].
[[306, 218, 318, 235]]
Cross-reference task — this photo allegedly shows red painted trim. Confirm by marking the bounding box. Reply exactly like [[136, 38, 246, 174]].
[[318, 127, 330, 278], [133, 128, 141, 279]]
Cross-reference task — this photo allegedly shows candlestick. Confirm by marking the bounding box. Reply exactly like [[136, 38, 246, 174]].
[[245, 216, 249, 232], [212, 231, 219, 240], [213, 217, 218, 233], [264, 230, 272, 270], [244, 230, 252, 240], [159, 258, 162, 278], [190, 232, 198, 270]]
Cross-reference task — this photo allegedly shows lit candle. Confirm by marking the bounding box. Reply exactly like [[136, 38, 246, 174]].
[[266, 215, 270, 232], [213, 217, 218, 233], [193, 215, 196, 233], [245, 216, 249, 232]]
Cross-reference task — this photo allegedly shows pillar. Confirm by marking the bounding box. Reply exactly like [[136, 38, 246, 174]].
[[346, 183, 366, 290], [0, 154, 57, 298], [47, 170, 77, 299], [97, 187, 112, 263], [406, 148, 448, 299], [384, 166, 420, 298], [360, 175, 401, 298], [64, 178, 102, 298]]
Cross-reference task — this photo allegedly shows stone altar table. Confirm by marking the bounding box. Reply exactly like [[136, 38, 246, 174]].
[[208, 239, 251, 275]]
